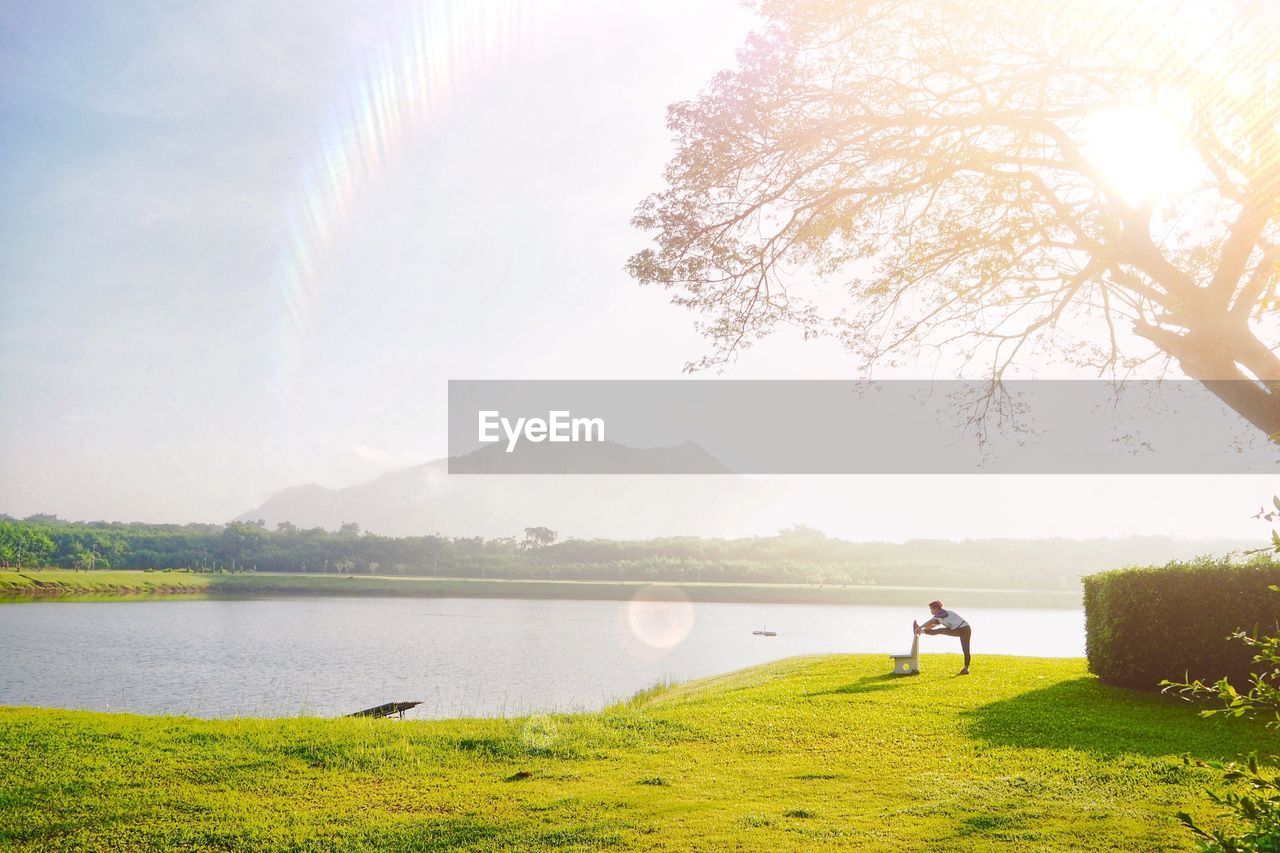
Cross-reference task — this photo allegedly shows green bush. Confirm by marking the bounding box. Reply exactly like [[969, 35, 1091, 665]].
[[1083, 557, 1280, 689]]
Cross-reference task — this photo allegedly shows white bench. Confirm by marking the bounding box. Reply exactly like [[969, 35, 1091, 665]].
[[890, 633, 920, 675]]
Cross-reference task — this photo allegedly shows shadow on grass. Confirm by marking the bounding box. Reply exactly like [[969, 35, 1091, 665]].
[[362, 817, 622, 850], [962, 677, 1265, 759], [957, 813, 1022, 836], [808, 673, 921, 697], [157, 818, 511, 851]]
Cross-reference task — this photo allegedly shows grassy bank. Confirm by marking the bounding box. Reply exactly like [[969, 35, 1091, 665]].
[[0, 569, 214, 598], [0, 655, 1270, 850], [0, 570, 1081, 608]]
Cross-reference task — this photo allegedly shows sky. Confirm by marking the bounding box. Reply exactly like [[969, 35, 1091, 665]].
[[0, 0, 1275, 541]]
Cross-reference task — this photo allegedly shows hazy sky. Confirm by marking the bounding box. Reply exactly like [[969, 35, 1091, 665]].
[[0, 0, 1274, 540]]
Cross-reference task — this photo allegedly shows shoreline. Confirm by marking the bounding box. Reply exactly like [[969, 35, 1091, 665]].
[[0, 569, 1082, 608]]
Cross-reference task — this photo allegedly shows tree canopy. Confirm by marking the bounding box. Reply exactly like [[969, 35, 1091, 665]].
[[1, 515, 1248, 590], [629, 0, 1280, 434]]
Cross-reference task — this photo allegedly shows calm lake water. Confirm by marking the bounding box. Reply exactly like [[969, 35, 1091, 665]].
[[0, 597, 1083, 718]]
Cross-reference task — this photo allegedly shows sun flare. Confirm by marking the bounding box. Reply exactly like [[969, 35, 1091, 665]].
[[1079, 105, 1203, 206]]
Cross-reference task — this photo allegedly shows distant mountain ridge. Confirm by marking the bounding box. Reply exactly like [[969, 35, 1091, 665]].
[[446, 439, 734, 475], [238, 444, 1264, 564], [238, 440, 762, 538]]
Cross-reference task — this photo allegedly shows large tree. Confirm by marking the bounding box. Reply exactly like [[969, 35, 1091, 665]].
[[629, 0, 1280, 435]]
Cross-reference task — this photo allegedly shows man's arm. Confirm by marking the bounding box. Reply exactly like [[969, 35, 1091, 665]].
[[921, 618, 941, 629]]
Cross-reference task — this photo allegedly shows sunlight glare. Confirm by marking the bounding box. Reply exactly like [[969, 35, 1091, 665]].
[[1080, 105, 1201, 207]]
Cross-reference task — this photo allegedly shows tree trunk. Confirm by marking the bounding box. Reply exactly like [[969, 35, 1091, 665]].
[[1194, 378, 1280, 439], [1134, 317, 1280, 438], [1175, 331, 1280, 439]]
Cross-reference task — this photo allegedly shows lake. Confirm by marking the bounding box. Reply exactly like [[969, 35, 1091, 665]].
[[0, 596, 1084, 718]]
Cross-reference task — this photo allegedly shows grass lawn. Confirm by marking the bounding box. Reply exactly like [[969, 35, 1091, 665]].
[[0, 570, 1080, 608], [1, 654, 1272, 850]]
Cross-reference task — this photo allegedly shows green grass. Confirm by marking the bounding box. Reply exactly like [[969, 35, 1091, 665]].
[[0, 569, 213, 598], [0, 570, 1080, 608], [1, 655, 1273, 850]]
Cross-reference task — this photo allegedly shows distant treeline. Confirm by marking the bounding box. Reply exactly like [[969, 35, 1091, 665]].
[[0, 516, 1251, 590]]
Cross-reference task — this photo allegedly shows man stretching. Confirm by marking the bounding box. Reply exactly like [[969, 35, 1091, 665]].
[[914, 600, 972, 675]]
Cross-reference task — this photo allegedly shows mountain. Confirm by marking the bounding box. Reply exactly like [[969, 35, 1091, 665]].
[[446, 439, 734, 475], [238, 441, 772, 538]]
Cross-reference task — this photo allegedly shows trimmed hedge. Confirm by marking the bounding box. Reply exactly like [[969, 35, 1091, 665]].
[[1083, 556, 1280, 689]]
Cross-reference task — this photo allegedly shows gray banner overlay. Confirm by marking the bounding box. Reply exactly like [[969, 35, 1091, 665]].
[[447, 380, 1280, 474]]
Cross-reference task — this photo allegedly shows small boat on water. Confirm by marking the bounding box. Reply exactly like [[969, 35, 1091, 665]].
[[752, 626, 778, 637]]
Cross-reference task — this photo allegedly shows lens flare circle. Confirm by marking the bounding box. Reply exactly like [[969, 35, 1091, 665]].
[[624, 585, 695, 651], [520, 713, 559, 754]]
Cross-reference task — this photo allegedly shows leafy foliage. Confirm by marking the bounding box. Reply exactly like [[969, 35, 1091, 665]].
[[1177, 755, 1280, 852], [1165, 616, 1280, 729], [1158, 501, 1280, 851], [0, 515, 1224, 588], [630, 0, 1280, 434], [1083, 557, 1280, 689], [1164, 620, 1280, 851], [519, 526, 558, 551]]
